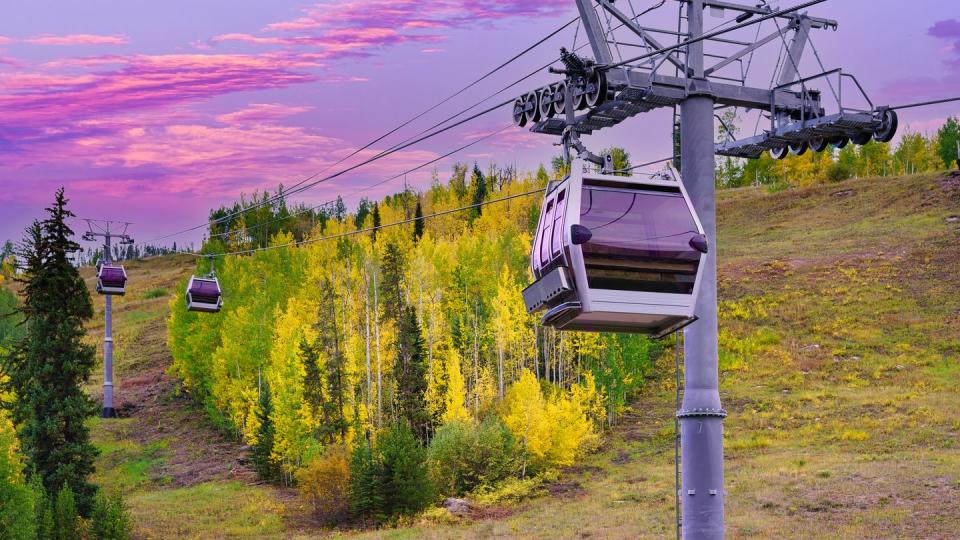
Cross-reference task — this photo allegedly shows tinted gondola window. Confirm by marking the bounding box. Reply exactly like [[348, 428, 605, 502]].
[[550, 190, 566, 257], [539, 199, 555, 266], [579, 187, 700, 294]]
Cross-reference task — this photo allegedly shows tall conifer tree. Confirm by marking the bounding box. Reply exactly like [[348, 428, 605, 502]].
[[394, 307, 430, 442], [412, 200, 424, 243], [6, 189, 99, 515]]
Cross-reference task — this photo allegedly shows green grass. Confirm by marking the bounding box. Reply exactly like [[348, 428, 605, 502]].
[[126, 482, 287, 539], [144, 287, 168, 299]]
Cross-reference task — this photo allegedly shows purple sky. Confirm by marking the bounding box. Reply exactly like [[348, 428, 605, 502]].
[[1, 1, 958, 248]]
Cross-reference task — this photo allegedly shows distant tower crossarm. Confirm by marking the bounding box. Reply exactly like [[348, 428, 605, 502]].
[[82, 219, 134, 419], [512, 1, 897, 538]]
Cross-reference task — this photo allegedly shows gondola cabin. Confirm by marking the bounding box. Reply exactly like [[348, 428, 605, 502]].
[[96, 264, 127, 296], [522, 160, 707, 337], [186, 276, 223, 313]]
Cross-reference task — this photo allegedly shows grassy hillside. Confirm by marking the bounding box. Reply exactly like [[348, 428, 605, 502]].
[[81, 171, 960, 538]]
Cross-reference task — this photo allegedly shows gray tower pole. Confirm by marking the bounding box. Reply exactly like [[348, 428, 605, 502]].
[[102, 235, 115, 418], [679, 0, 725, 538]]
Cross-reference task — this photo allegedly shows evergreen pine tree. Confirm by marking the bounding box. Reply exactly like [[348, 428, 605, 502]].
[[394, 307, 431, 442], [936, 116, 959, 169], [33, 477, 54, 540], [377, 423, 433, 517], [348, 436, 384, 524], [312, 279, 347, 444], [379, 241, 405, 322], [8, 189, 99, 515], [299, 336, 325, 439], [412, 200, 424, 243], [469, 163, 487, 220], [371, 202, 381, 243], [252, 382, 279, 482], [90, 490, 132, 540], [52, 485, 79, 540]]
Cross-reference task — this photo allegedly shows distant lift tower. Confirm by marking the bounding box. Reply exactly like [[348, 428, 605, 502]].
[[82, 220, 134, 418], [512, 1, 897, 538]]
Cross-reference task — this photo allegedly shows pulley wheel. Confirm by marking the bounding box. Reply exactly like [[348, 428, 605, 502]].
[[789, 141, 809, 156], [810, 137, 830, 152], [572, 78, 586, 110], [851, 131, 873, 145], [523, 91, 541, 124], [538, 85, 556, 119], [552, 81, 568, 117], [512, 97, 527, 127], [830, 136, 849, 149], [873, 109, 898, 143], [770, 146, 789, 160], [583, 72, 608, 109]]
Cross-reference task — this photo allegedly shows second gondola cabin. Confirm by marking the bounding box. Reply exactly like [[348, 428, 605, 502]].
[[96, 264, 127, 296], [186, 276, 223, 313], [522, 159, 707, 337]]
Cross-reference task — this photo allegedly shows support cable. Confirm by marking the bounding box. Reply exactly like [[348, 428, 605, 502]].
[[211, 124, 513, 241], [889, 96, 960, 110], [142, 98, 512, 244]]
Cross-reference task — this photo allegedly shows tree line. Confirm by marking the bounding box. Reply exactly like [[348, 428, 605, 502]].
[[716, 115, 960, 189]]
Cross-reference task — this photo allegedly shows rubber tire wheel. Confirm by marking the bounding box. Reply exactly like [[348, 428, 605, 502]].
[[553, 81, 568, 117], [830, 136, 849, 149], [770, 146, 789, 160], [851, 131, 873, 145], [538, 86, 555, 119], [873, 109, 899, 143], [523, 91, 541, 124], [810, 137, 830, 152], [789, 141, 809, 156], [512, 97, 527, 127], [583, 72, 608, 109]]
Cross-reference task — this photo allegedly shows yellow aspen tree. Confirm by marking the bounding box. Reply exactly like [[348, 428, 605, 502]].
[[502, 369, 550, 473], [440, 345, 470, 423]]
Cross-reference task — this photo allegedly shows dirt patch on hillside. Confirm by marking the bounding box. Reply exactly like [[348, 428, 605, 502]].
[[113, 366, 256, 488]]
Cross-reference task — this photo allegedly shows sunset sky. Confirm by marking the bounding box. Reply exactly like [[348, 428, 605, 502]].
[[1, 1, 958, 247]]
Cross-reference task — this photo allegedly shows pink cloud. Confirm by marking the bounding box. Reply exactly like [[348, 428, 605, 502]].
[[0, 53, 318, 134], [208, 0, 570, 61], [0, 36, 13, 45], [27, 33, 129, 46], [211, 33, 286, 46], [216, 103, 312, 125]]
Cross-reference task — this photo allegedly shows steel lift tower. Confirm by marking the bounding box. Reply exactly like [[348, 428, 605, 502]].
[[512, 1, 897, 537], [82, 220, 134, 418]]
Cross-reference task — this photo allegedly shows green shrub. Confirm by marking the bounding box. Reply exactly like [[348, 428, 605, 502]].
[[53, 485, 80, 540], [0, 477, 36, 540], [90, 490, 132, 539], [349, 423, 434, 523], [428, 417, 521, 496], [349, 440, 384, 524], [0, 411, 36, 540], [377, 423, 434, 518], [144, 288, 168, 299], [33, 478, 54, 540], [297, 445, 350, 525], [827, 161, 853, 183]]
